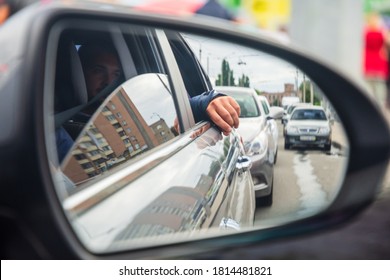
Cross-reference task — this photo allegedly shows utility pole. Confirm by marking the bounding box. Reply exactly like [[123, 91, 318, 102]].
[[310, 81, 314, 104], [303, 73, 306, 103], [295, 69, 299, 97]]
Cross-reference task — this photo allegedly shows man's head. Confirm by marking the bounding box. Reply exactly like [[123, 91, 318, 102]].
[[78, 42, 122, 100]]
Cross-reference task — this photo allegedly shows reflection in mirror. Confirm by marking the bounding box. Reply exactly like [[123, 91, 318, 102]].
[[49, 21, 349, 254], [61, 74, 177, 191], [184, 33, 349, 224]]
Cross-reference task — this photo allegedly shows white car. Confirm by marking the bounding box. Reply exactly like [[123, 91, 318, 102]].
[[284, 105, 332, 151], [282, 102, 311, 125], [257, 95, 279, 164], [215, 86, 275, 206]]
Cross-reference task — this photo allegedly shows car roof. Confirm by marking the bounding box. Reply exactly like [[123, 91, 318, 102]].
[[287, 102, 311, 108], [214, 86, 257, 96], [293, 105, 325, 111]]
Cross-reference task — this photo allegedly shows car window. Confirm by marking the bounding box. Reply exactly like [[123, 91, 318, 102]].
[[52, 22, 188, 190], [53, 24, 169, 134], [167, 31, 212, 97], [291, 109, 327, 120], [287, 105, 296, 114], [223, 92, 260, 118], [261, 100, 270, 115], [60, 73, 178, 191]]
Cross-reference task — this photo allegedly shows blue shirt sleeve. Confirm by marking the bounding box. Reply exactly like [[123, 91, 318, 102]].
[[56, 127, 74, 163], [189, 89, 226, 123]]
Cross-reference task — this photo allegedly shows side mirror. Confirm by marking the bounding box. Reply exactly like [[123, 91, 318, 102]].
[[269, 106, 284, 119], [1, 1, 389, 260]]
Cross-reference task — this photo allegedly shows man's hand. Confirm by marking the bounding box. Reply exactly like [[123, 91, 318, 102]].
[[206, 96, 240, 136]]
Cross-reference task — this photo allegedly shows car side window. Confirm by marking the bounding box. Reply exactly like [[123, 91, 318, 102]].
[[165, 31, 212, 98], [60, 74, 178, 190], [261, 100, 270, 115], [53, 22, 182, 191]]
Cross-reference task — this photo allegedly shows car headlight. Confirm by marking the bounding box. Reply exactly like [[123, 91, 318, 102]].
[[319, 127, 330, 134], [286, 126, 298, 134], [245, 137, 267, 156], [250, 141, 262, 154]]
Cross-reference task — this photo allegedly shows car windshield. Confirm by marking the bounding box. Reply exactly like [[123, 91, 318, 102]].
[[291, 109, 327, 120], [228, 93, 260, 118], [287, 105, 297, 114]]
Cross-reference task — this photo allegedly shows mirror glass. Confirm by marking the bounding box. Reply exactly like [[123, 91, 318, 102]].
[[48, 19, 349, 253]]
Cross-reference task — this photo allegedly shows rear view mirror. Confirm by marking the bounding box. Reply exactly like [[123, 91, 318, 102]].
[[0, 0, 385, 260], [48, 16, 351, 254]]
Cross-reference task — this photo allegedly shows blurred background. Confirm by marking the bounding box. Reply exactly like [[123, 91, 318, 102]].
[[3, 0, 389, 107]]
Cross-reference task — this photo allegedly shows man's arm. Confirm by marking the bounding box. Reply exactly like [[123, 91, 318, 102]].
[[189, 90, 240, 136]]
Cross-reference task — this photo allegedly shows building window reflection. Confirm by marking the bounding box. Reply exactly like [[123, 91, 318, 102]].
[[62, 81, 176, 186]]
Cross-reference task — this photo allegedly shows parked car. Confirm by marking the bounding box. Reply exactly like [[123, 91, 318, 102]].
[[0, 1, 389, 260], [257, 95, 279, 164], [282, 102, 311, 126], [281, 96, 300, 110], [284, 105, 332, 151], [215, 86, 275, 206]]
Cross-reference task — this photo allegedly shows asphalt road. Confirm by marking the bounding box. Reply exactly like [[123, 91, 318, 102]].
[[254, 121, 348, 225]]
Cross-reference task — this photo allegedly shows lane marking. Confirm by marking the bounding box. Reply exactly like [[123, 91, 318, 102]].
[[293, 152, 327, 216]]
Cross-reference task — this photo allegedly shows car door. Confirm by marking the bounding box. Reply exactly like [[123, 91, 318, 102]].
[[259, 97, 278, 161], [255, 97, 276, 165], [52, 20, 255, 253]]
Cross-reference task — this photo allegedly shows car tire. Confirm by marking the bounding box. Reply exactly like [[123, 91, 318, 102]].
[[324, 142, 331, 151], [274, 149, 278, 164], [284, 139, 290, 150], [256, 183, 273, 207]]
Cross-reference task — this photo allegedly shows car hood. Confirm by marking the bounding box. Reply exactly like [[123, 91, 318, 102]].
[[237, 117, 263, 142], [288, 120, 329, 128]]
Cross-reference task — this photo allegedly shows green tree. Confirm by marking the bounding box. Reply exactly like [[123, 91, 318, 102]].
[[215, 59, 235, 86], [299, 80, 321, 105], [238, 74, 250, 87], [255, 89, 261, 95]]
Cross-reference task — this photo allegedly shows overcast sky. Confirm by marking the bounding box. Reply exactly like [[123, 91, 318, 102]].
[[183, 33, 308, 93]]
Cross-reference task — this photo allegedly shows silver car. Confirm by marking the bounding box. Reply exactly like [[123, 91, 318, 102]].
[[215, 86, 275, 206], [284, 105, 332, 151]]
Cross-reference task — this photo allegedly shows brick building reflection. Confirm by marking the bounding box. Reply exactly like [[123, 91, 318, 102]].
[[63, 88, 175, 184], [111, 174, 217, 244], [262, 83, 300, 105]]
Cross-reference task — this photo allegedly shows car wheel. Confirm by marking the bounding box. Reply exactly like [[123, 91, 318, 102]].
[[324, 142, 331, 151], [284, 139, 290, 150], [256, 183, 273, 207], [274, 149, 278, 164]]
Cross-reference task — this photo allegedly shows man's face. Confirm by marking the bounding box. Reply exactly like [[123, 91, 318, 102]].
[[83, 52, 121, 100]]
